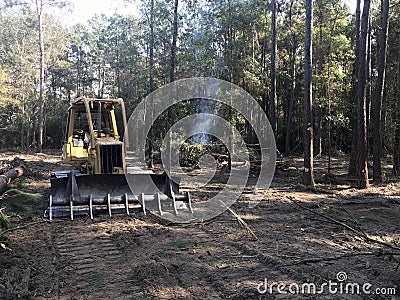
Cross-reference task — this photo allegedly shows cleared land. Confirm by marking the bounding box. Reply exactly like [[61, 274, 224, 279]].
[[0, 151, 399, 299]]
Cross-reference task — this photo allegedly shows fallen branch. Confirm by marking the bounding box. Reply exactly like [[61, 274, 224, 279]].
[[0, 242, 12, 252], [337, 202, 367, 237], [318, 200, 391, 206], [220, 201, 258, 241], [287, 196, 400, 252], [289, 251, 384, 266]]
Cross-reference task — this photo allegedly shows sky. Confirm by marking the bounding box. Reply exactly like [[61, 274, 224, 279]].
[[50, 0, 138, 26], [50, 0, 357, 27], [344, 0, 357, 13]]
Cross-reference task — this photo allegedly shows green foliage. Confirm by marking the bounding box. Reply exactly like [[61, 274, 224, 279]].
[[15, 179, 27, 189], [0, 8, 70, 149], [3, 189, 42, 203], [0, 209, 11, 229], [0, 67, 14, 105], [179, 142, 206, 167], [0, 189, 41, 216]]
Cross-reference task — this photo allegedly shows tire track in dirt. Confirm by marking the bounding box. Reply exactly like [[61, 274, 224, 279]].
[[53, 222, 136, 299]]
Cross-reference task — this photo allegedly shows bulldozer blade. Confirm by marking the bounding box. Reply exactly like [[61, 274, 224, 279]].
[[46, 171, 192, 220]]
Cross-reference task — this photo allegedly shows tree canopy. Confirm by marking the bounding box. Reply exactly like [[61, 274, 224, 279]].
[[0, 0, 399, 186]]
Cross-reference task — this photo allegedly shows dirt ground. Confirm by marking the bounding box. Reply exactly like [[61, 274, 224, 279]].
[[0, 151, 399, 300]]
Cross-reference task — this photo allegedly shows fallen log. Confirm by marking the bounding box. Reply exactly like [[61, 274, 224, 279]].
[[0, 167, 24, 194]]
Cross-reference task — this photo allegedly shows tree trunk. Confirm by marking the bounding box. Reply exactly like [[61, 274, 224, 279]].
[[303, 0, 315, 187], [285, 0, 296, 157], [356, 0, 371, 189], [316, 15, 324, 158], [36, 0, 45, 153], [366, 17, 372, 127], [270, 0, 278, 138], [170, 0, 178, 83], [148, 0, 155, 168], [166, 0, 179, 173], [365, 16, 372, 162], [285, 0, 297, 156], [381, 91, 387, 157], [315, 105, 322, 157], [372, 0, 389, 183], [327, 95, 332, 173], [285, 39, 296, 156], [0, 167, 24, 194], [348, 0, 362, 177], [393, 45, 400, 175]]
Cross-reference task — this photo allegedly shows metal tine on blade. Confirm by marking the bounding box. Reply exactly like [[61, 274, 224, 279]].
[[164, 179, 178, 215], [49, 195, 53, 221], [171, 192, 177, 215], [124, 193, 129, 216], [186, 192, 193, 213], [107, 194, 112, 217], [141, 193, 146, 215], [156, 193, 162, 215], [89, 194, 93, 220], [70, 195, 74, 221]]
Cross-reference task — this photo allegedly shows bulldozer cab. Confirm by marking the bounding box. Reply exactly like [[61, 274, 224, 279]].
[[62, 98, 128, 175]]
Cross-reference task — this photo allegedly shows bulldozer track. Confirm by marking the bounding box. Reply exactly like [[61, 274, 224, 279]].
[[53, 222, 135, 299]]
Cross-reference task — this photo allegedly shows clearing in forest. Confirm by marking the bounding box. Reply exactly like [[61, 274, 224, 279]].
[[0, 151, 399, 299]]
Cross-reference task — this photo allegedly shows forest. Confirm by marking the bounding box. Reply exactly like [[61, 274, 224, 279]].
[[0, 0, 398, 188], [0, 0, 400, 299]]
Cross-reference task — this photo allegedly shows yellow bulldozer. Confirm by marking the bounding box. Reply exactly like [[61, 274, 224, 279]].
[[46, 98, 192, 220]]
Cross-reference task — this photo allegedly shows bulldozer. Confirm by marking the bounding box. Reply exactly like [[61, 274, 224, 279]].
[[45, 98, 192, 220]]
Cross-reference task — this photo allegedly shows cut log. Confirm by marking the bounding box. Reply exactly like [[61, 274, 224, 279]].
[[0, 167, 24, 194]]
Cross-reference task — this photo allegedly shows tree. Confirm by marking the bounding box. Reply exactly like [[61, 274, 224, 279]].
[[355, 0, 371, 188], [170, 0, 178, 83], [284, 0, 300, 156], [35, 0, 70, 151], [166, 0, 179, 171], [372, 0, 389, 183], [303, 0, 315, 187], [148, 0, 155, 168], [270, 0, 277, 137], [348, 0, 362, 177], [394, 44, 400, 175], [36, 0, 45, 152]]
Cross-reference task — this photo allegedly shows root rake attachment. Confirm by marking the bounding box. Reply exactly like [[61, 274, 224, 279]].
[[45, 171, 192, 220]]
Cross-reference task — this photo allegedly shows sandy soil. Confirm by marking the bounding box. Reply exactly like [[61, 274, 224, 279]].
[[0, 151, 399, 300]]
